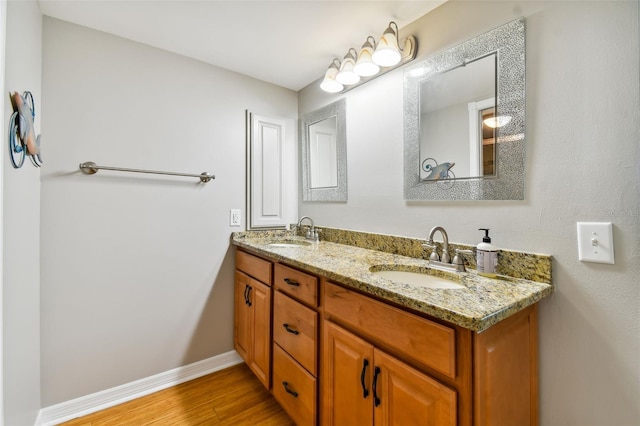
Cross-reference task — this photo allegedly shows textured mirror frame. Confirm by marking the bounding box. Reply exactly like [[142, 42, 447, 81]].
[[300, 98, 347, 202], [404, 18, 525, 200]]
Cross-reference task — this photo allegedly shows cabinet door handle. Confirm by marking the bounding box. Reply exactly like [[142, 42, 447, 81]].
[[360, 359, 370, 398], [283, 278, 300, 287], [283, 323, 300, 335], [246, 285, 252, 307], [243, 284, 249, 305], [372, 366, 381, 407], [282, 381, 298, 398]]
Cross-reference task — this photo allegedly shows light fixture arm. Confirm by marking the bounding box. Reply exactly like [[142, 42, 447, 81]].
[[365, 35, 376, 49], [387, 21, 399, 38]]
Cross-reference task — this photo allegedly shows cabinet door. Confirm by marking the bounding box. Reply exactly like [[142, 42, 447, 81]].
[[234, 271, 252, 363], [322, 321, 374, 425], [234, 270, 271, 390], [249, 278, 271, 389], [373, 349, 457, 426], [474, 304, 538, 426]]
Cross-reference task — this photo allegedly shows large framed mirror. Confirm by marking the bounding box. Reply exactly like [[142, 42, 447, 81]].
[[404, 18, 525, 200], [300, 98, 347, 202]]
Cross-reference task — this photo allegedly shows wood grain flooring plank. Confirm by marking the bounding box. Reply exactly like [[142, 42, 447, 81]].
[[58, 363, 292, 426]]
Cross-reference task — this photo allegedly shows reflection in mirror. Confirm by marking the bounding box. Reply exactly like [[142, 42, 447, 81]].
[[300, 99, 347, 202], [420, 53, 496, 181], [404, 18, 525, 200], [308, 116, 338, 188]]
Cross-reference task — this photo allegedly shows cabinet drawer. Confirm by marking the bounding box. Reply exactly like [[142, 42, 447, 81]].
[[273, 344, 317, 426], [236, 250, 272, 285], [323, 281, 456, 379], [274, 291, 318, 375], [274, 263, 318, 306]]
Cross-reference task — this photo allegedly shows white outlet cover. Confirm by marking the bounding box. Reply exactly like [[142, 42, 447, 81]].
[[577, 222, 615, 264], [230, 209, 241, 227]]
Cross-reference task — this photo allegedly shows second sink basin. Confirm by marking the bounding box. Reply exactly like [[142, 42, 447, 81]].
[[370, 266, 465, 290], [267, 240, 312, 248]]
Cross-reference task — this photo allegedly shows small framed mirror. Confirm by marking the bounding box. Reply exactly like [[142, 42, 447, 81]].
[[404, 18, 525, 200], [300, 99, 347, 202]]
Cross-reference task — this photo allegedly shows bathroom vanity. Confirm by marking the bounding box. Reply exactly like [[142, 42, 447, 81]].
[[232, 228, 553, 425]]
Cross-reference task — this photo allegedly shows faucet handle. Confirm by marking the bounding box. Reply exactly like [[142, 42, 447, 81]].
[[453, 249, 474, 272], [422, 242, 439, 261]]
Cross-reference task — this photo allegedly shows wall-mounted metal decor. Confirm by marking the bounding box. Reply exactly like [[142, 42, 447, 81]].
[[8, 91, 42, 168]]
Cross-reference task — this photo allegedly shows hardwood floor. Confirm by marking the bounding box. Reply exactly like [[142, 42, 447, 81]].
[[59, 363, 294, 425]]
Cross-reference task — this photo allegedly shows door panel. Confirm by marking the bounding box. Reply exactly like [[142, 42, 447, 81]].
[[322, 321, 374, 426]]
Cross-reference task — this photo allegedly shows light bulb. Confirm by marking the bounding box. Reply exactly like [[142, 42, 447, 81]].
[[372, 22, 401, 67], [353, 37, 380, 77], [336, 49, 361, 85], [320, 61, 344, 93], [483, 115, 512, 128]]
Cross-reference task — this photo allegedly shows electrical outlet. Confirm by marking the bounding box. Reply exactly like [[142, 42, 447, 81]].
[[577, 222, 614, 264], [230, 209, 241, 227]]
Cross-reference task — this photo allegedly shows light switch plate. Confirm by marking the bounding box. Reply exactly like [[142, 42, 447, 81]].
[[577, 222, 614, 264]]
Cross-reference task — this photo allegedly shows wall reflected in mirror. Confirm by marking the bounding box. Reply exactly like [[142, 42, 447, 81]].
[[420, 53, 496, 181], [308, 115, 338, 189]]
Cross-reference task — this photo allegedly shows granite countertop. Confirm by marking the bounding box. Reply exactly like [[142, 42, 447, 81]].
[[231, 231, 553, 332]]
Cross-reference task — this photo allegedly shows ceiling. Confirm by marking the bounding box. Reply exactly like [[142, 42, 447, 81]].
[[38, 0, 445, 91]]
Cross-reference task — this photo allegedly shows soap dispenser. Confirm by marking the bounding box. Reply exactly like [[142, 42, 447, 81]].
[[477, 228, 498, 278]]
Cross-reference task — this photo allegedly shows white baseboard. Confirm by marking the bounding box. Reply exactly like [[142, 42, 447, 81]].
[[37, 350, 243, 426]]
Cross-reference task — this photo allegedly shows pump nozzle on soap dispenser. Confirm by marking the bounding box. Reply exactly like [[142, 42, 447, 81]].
[[477, 228, 498, 277]]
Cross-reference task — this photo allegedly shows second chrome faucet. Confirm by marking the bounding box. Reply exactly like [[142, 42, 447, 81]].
[[297, 216, 320, 242]]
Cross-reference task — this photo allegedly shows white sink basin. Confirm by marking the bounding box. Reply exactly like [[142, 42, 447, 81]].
[[371, 269, 465, 290], [267, 240, 311, 248]]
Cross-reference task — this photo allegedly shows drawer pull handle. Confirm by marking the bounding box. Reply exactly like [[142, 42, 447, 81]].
[[360, 359, 370, 398], [246, 285, 252, 307], [283, 278, 300, 287], [283, 323, 299, 335], [282, 381, 298, 398], [372, 366, 381, 407]]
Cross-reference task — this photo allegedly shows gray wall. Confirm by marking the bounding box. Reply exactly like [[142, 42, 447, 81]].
[[40, 17, 297, 406], [299, 1, 640, 425], [2, 1, 42, 424]]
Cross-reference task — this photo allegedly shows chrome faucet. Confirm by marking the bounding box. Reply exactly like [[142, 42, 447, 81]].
[[425, 226, 451, 263], [297, 216, 319, 241], [423, 226, 473, 272]]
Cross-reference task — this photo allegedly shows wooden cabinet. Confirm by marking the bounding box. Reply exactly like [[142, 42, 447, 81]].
[[374, 349, 457, 426], [322, 280, 538, 426], [474, 304, 539, 426], [234, 252, 273, 390], [322, 309, 456, 426], [272, 263, 319, 425], [234, 248, 539, 426]]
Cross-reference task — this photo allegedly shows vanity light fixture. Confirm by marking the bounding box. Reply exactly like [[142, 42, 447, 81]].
[[483, 115, 512, 128], [319, 21, 417, 93]]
